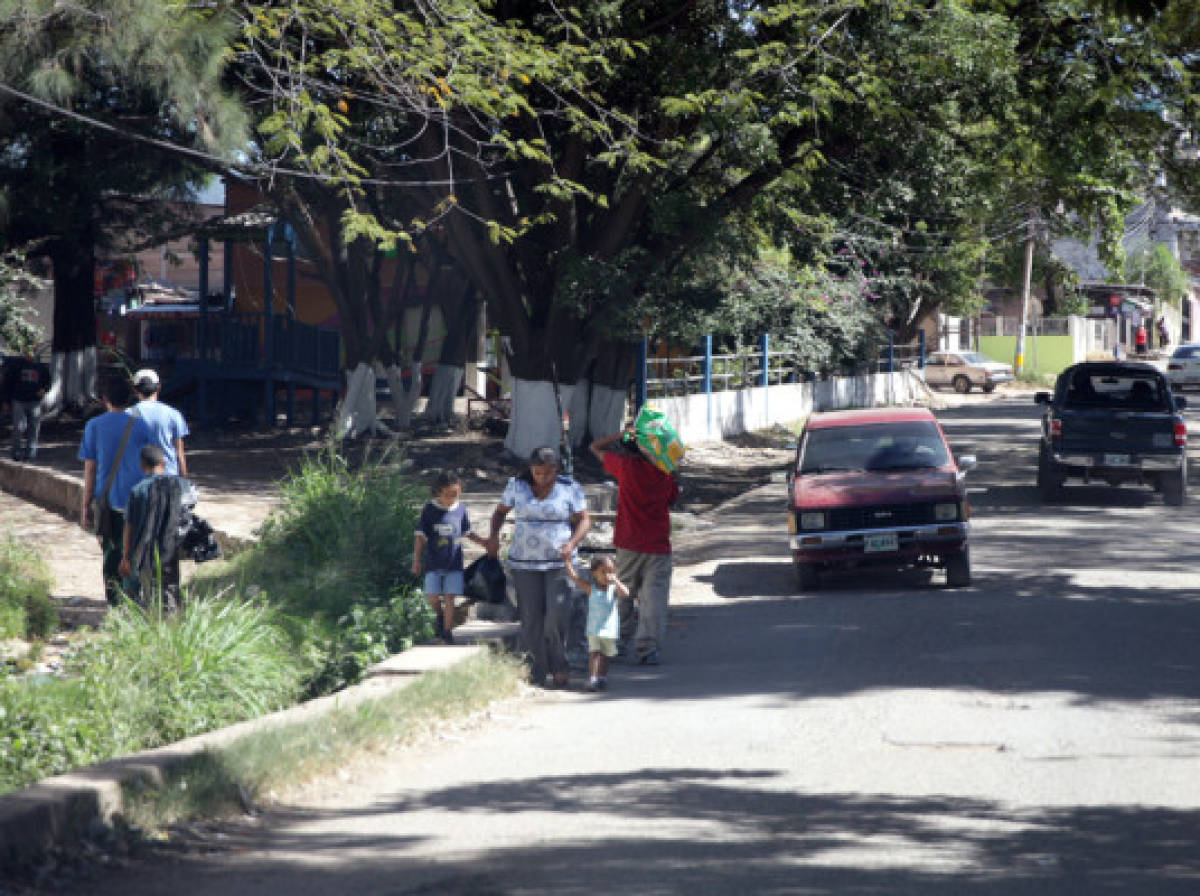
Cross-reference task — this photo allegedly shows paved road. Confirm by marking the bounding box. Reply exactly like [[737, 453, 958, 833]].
[[70, 394, 1200, 894]]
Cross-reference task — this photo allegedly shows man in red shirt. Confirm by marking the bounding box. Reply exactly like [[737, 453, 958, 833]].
[[591, 426, 679, 665]]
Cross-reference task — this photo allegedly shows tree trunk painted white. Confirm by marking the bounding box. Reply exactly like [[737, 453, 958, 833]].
[[567, 380, 627, 448], [566, 378, 591, 448], [384, 362, 423, 430], [587, 384, 627, 444], [504, 377, 574, 461], [40, 347, 98, 418], [425, 363, 463, 424], [335, 362, 397, 439]]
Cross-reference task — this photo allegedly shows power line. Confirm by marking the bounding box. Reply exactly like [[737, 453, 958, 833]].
[[0, 79, 494, 190]]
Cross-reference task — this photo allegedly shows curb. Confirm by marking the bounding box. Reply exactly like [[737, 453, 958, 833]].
[[0, 638, 516, 874], [0, 457, 81, 522]]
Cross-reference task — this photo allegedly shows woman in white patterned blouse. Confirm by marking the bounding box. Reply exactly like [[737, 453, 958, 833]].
[[485, 446, 591, 687]]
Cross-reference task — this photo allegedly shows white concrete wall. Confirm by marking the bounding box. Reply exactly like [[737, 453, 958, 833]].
[[649, 370, 926, 444]]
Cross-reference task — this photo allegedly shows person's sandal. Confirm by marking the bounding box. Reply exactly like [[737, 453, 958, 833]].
[[551, 672, 569, 689]]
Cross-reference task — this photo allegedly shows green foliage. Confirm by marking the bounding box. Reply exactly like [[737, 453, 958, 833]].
[[1124, 243, 1190, 307], [0, 249, 46, 355], [250, 444, 424, 621], [0, 676, 113, 793], [0, 533, 55, 641], [192, 443, 432, 695], [304, 589, 434, 697], [74, 596, 306, 746], [0, 596, 304, 794], [0, 445, 436, 795]]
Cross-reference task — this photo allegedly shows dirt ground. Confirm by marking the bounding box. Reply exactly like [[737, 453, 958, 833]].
[[19, 412, 794, 512]]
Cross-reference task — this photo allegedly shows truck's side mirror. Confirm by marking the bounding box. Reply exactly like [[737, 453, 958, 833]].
[[1034, 391, 1051, 405], [957, 455, 977, 472]]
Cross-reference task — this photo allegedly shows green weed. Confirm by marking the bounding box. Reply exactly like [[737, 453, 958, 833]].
[[0, 595, 306, 794], [0, 534, 56, 640]]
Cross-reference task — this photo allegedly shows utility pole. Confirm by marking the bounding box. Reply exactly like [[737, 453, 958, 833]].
[[1014, 216, 1036, 374]]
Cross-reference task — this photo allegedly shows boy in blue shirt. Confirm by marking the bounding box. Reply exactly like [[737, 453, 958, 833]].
[[79, 377, 154, 605], [132, 368, 189, 475], [412, 471, 487, 644]]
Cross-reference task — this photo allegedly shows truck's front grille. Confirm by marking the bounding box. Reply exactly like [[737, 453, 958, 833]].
[[828, 503, 940, 530]]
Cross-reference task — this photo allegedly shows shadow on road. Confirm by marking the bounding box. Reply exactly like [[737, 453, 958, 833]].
[[96, 770, 1200, 894], [653, 577, 1200, 707]]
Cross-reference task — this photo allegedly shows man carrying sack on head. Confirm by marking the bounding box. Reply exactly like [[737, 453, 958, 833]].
[[589, 406, 683, 666]]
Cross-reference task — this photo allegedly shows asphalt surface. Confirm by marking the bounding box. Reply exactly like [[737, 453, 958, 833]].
[[34, 393, 1200, 894]]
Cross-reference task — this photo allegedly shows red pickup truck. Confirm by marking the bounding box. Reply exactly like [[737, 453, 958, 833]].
[[787, 407, 976, 590]]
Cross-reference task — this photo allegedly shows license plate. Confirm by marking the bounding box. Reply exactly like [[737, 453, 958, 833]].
[[1103, 453, 1131, 466], [864, 532, 899, 553]]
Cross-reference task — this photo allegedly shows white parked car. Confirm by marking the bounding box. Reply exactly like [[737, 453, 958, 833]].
[[924, 351, 1015, 394], [1166, 344, 1200, 392]]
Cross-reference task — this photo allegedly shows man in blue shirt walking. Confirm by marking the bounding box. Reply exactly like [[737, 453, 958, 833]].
[[79, 377, 154, 605], [132, 368, 189, 476]]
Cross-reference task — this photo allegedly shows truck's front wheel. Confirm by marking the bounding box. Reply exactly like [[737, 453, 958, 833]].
[[793, 554, 820, 591], [945, 548, 971, 588]]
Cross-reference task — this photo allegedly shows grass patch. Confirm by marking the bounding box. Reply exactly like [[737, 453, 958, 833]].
[[122, 649, 525, 831], [0, 596, 307, 794], [0, 533, 56, 640], [1014, 369, 1056, 388]]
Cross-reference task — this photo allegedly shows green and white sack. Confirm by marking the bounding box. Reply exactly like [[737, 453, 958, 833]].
[[634, 406, 685, 474]]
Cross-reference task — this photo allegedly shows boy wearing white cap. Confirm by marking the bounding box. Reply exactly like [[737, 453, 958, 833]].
[[131, 368, 189, 476]]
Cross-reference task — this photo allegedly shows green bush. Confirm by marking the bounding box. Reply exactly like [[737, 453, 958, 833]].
[[0, 595, 306, 795], [246, 444, 425, 620], [306, 587, 435, 696], [0, 534, 56, 640]]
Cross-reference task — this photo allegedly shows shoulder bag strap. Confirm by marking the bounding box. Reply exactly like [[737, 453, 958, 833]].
[[100, 415, 138, 501]]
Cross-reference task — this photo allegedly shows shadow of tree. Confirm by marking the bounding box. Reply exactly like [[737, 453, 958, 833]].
[[102, 769, 1200, 895]]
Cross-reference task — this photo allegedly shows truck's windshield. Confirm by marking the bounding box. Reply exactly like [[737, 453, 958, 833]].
[[800, 421, 951, 473]]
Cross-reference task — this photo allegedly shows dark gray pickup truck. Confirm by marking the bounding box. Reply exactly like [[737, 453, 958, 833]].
[[1035, 362, 1188, 505]]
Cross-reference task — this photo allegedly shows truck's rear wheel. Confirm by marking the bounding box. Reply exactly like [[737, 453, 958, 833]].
[[952, 375, 972, 394], [1163, 466, 1187, 506], [1037, 446, 1065, 502]]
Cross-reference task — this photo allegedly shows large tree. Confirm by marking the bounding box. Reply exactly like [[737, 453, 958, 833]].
[[0, 0, 244, 411]]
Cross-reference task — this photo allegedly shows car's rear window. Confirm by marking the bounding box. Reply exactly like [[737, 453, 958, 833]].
[[1171, 345, 1200, 360], [1061, 370, 1170, 410], [800, 421, 951, 473]]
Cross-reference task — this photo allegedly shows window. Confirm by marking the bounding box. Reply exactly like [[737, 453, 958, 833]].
[[801, 421, 951, 473]]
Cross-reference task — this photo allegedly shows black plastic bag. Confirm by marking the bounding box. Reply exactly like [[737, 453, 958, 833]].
[[178, 511, 223, 563], [463, 555, 507, 603]]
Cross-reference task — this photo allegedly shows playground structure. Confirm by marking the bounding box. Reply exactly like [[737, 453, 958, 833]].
[[121, 208, 342, 427]]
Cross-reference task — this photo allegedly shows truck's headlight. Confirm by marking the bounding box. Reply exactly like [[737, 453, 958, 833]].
[[934, 502, 959, 521], [800, 512, 826, 530]]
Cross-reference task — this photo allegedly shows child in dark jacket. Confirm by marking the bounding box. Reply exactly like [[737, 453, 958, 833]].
[[120, 443, 186, 610]]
